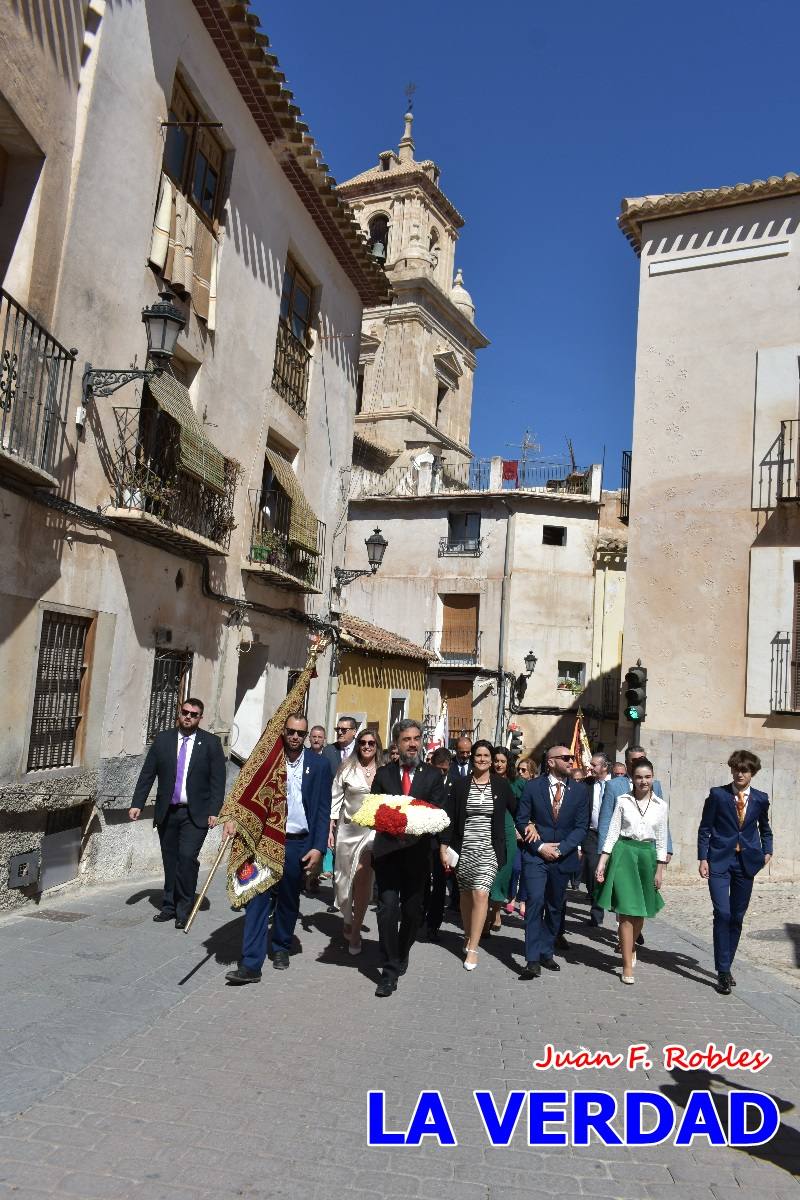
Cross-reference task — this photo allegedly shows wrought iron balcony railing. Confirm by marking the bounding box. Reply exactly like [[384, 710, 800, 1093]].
[[423, 717, 482, 749], [0, 288, 76, 483], [424, 629, 482, 666], [619, 450, 631, 523], [246, 487, 325, 592], [111, 406, 237, 551], [438, 535, 483, 557], [271, 319, 311, 417], [758, 421, 800, 509], [770, 631, 800, 713]]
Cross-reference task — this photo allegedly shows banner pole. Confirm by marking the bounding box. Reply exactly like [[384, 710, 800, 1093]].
[[185, 833, 231, 933]]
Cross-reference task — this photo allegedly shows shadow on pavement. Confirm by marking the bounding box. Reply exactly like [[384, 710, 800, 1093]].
[[660, 1068, 800, 1177], [177, 913, 244, 985], [126, 888, 210, 912]]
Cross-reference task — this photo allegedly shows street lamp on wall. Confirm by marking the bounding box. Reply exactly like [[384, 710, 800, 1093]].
[[81, 291, 186, 402], [333, 527, 388, 589], [515, 650, 538, 703]]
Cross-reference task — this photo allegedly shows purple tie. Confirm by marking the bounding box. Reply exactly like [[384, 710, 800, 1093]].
[[171, 736, 190, 805]]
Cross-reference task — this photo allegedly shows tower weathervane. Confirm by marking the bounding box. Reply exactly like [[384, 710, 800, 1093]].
[[404, 82, 416, 111]]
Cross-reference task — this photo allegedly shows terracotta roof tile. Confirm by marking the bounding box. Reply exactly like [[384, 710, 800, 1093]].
[[619, 171, 800, 255], [339, 613, 432, 662], [191, 1, 391, 305]]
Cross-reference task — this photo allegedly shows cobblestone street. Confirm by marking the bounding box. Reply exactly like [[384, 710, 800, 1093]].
[[0, 873, 797, 1200]]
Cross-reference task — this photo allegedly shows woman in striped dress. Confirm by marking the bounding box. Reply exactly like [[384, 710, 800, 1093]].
[[439, 739, 516, 971]]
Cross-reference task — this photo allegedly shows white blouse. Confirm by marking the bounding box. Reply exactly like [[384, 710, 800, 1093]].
[[602, 792, 669, 863]]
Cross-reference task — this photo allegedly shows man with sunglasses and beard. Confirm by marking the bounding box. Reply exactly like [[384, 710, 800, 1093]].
[[130, 698, 227, 929], [516, 744, 589, 980]]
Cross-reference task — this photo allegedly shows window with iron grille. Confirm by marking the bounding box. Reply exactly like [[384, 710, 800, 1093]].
[[27, 611, 92, 771], [147, 648, 193, 743]]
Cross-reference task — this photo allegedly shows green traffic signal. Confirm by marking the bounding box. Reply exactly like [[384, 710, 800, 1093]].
[[625, 704, 642, 721], [624, 665, 647, 723]]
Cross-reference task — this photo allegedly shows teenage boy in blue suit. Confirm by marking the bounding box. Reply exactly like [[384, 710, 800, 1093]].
[[698, 749, 773, 995], [516, 744, 589, 980], [226, 713, 332, 983]]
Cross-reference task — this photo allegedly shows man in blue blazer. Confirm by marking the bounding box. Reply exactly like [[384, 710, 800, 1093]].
[[226, 713, 333, 983], [516, 744, 589, 979], [698, 749, 773, 995], [130, 697, 226, 928]]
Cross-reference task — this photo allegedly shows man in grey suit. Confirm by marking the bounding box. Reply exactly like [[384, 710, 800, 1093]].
[[322, 716, 357, 776], [129, 698, 226, 928]]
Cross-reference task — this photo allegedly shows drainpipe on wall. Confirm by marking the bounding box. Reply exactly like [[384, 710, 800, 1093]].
[[494, 499, 514, 743]]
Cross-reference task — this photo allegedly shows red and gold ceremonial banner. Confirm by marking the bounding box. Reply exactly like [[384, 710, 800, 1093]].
[[218, 636, 329, 908], [570, 708, 593, 773]]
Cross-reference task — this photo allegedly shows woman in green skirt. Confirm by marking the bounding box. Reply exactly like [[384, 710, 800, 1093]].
[[595, 758, 668, 985]]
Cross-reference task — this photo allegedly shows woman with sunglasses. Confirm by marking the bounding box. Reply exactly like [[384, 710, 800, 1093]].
[[485, 747, 520, 933], [439, 739, 516, 971], [330, 728, 383, 954]]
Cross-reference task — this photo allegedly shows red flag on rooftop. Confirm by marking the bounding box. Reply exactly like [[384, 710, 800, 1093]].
[[502, 459, 519, 482]]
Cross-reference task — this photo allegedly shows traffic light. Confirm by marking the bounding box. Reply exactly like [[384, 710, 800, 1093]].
[[624, 666, 647, 723], [509, 729, 524, 756]]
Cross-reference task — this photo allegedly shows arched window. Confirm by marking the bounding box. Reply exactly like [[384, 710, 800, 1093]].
[[368, 214, 389, 262]]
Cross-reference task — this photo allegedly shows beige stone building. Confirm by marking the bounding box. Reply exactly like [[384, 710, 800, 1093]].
[[0, 0, 388, 908], [337, 118, 621, 760], [618, 171, 800, 878]]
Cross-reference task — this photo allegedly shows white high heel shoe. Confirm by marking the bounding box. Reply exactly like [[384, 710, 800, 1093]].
[[463, 948, 478, 971]]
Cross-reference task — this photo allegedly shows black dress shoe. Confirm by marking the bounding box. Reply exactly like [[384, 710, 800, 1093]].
[[272, 951, 290, 970], [225, 966, 262, 985], [636, 933, 645, 946], [174, 919, 186, 930], [519, 962, 541, 980], [398, 957, 409, 977], [555, 935, 569, 951], [375, 975, 397, 997], [541, 957, 561, 971], [716, 972, 732, 995], [153, 911, 175, 923]]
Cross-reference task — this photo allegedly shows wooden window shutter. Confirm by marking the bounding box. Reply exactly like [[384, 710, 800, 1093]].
[[441, 678, 473, 733], [441, 594, 479, 655]]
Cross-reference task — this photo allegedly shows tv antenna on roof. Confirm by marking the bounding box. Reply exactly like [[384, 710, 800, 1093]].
[[505, 428, 542, 462], [405, 82, 417, 111]]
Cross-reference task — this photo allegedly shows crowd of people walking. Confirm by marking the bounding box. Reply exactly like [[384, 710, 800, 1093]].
[[131, 710, 774, 1000]]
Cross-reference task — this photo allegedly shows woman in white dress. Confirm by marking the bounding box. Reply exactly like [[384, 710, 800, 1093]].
[[329, 729, 381, 955]]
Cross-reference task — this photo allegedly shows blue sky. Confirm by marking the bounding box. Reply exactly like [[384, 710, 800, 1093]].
[[254, 1, 800, 486]]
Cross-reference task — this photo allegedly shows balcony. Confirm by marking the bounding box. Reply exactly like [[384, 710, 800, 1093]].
[[244, 487, 325, 593], [271, 320, 310, 417], [758, 421, 800, 509], [438, 535, 483, 557], [108, 406, 237, 556], [0, 288, 76, 486], [770, 631, 800, 713], [619, 450, 631, 523], [350, 456, 594, 500], [424, 717, 482, 749], [424, 629, 482, 667]]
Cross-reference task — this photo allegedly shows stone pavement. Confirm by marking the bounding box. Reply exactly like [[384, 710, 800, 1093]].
[[0, 873, 798, 1200]]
